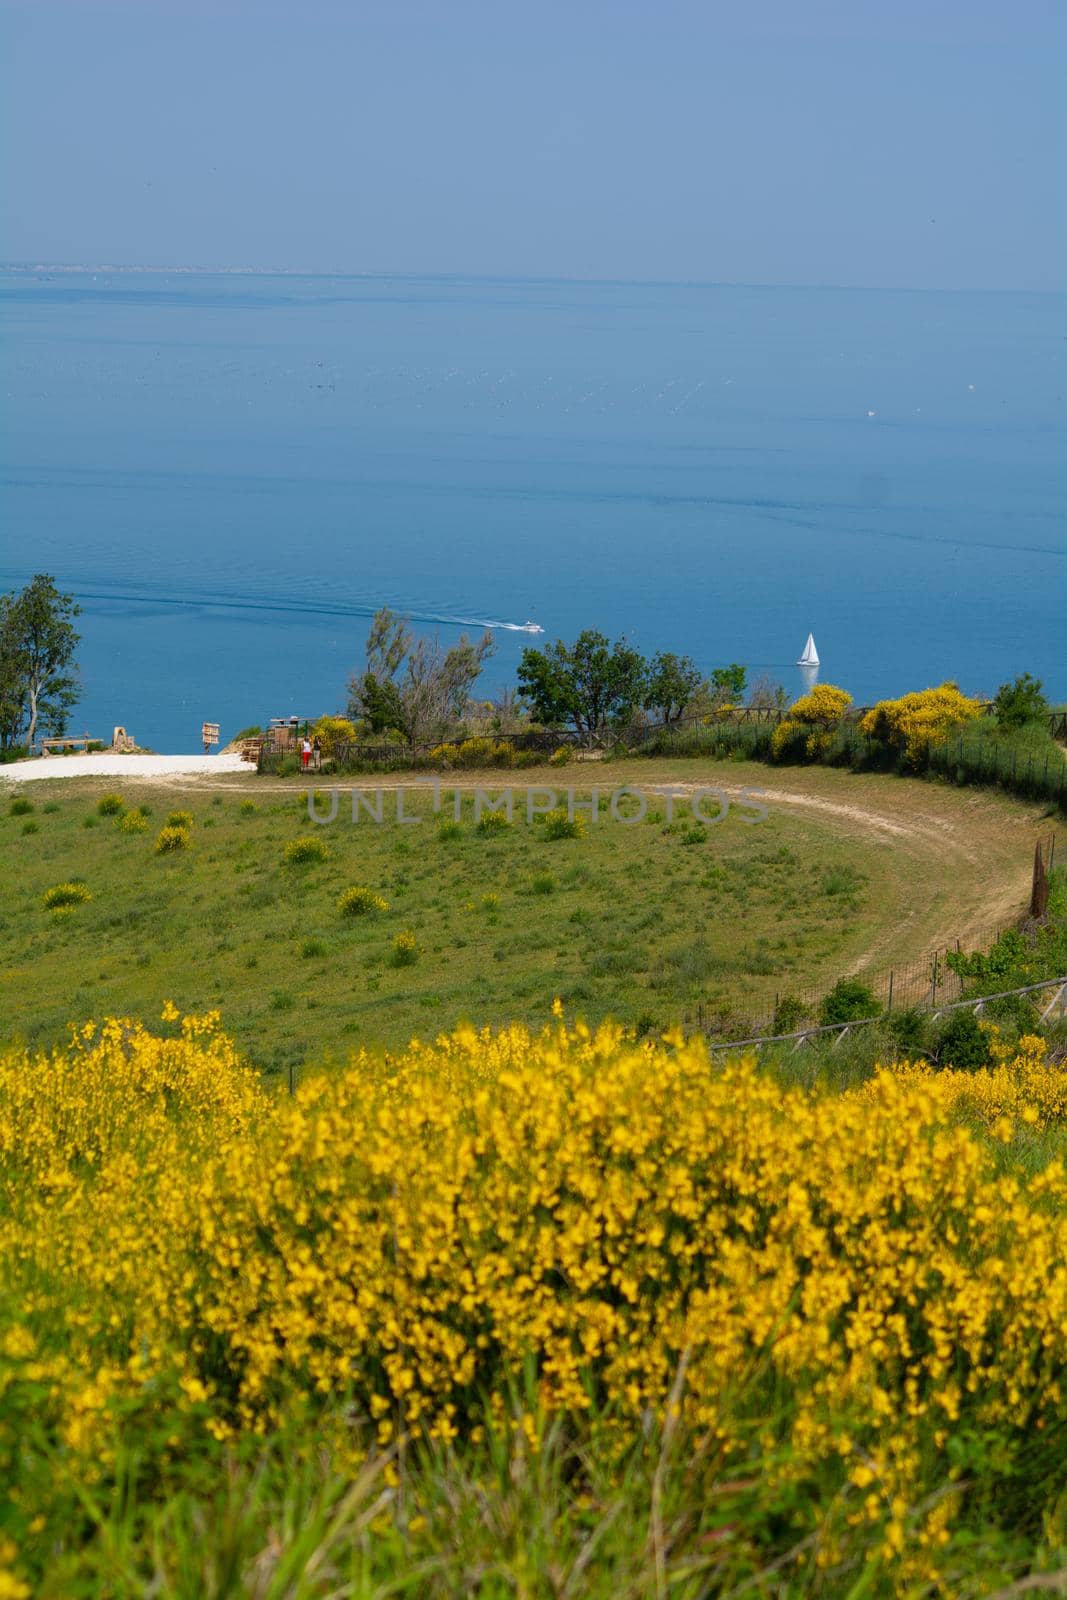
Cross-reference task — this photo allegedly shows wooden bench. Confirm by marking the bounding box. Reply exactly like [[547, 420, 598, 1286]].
[[38, 735, 92, 756]]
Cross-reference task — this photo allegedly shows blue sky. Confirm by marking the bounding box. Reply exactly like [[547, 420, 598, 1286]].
[[2, 0, 1063, 290]]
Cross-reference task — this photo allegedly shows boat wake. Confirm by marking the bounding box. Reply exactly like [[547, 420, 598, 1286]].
[[0, 571, 544, 636], [456, 617, 545, 634]]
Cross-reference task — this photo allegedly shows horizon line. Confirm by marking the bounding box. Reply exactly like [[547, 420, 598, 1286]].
[[1, 261, 1060, 297]]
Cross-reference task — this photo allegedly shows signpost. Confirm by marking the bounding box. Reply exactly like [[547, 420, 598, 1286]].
[[201, 721, 220, 754]]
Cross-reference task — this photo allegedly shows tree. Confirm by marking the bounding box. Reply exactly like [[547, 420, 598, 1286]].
[[709, 663, 747, 704], [347, 608, 495, 744], [0, 575, 81, 750], [517, 631, 648, 743], [747, 673, 788, 713], [993, 673, 1049, 730], [0, 595, 27, 749], [644, 651, 702, 725]]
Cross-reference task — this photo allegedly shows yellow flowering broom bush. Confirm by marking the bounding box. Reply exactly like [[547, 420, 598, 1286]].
[[771, 684, 852, 761], [41, 882, 92, 911], [338, 885, 389, 916], [154, 824, 191, 855], [1, 1011, 1066, 1584], [859, 682, 984, 766]]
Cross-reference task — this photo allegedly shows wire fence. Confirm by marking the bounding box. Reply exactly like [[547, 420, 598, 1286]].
[[686, 918, 1015, 1041], [702, 974, 1067, 1056]]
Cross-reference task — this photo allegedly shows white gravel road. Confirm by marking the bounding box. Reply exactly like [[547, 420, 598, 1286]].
[[1, 753, 249, 783]]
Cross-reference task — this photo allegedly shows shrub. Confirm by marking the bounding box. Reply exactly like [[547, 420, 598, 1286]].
[[937, 1010, 993, 1071], [338, 886, 389, 917], [993, 673, 1049, 730], [771, 684, 853, 761], [239, 800, 258, 816], [548, 745, 572, 767], [818, 978, 878, 1026], [476, 809, 512, 835], [21, 818, 39, 835], [490, 740, 516, 768], [301, 937, 328, 959], [890, 1008, 931, 1057], [428, 742, 461, 767], [859, 683, 984, 766], [543, 808, 585, 840], [437, 819, 462, 841], [165, 810, 194, 829], [231, 724, 263, 741], [97, 794, 125, 815], [456, 737, 496, 769], [285, 837, 329, 865], [311, 715, 358, 758], [43, 802, 60, 813], [43, 881, 92, 910], [155, 825, 191, 855], [82, 815, 98, 829], [2, 1015, 1065, 1585], [9, 796, 34, 816], [531, 872, 557, 895], [391, 928, 419, 966], [87, 740, 105, 752], [119, 810, 148, 834], [772, 994, 810, 1035]]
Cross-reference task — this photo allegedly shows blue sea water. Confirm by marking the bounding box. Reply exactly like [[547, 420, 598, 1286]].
[[1, 270, 1064, 752]]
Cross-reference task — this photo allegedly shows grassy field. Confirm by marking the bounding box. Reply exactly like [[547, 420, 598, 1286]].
[[0, 757, 1049, 1073]]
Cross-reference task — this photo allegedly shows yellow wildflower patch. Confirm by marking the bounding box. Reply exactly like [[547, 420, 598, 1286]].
[[1, 1012, 1065, 1568]]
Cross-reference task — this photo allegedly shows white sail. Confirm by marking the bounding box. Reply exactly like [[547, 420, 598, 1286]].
[[797, 633, 819, 666]]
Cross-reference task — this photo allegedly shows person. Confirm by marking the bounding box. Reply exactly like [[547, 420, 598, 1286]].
[[301, 736, 312, 771], [312, 736, 322, 771]]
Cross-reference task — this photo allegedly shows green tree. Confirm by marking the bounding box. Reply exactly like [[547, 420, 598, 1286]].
[[517, 631, 647, 742], [0, 575, 81, 750], [643, 651, 702, 724], [347, 608, 494, 744], [0, 595, 27, 748], [709, 663, 747, 703], [993, 673, 1049, 730]]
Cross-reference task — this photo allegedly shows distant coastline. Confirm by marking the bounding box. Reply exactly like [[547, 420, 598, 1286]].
[[2, 263, 1058, 297]]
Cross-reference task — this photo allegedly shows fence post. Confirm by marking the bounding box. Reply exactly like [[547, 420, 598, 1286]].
[[887, 970, 894, 1011]]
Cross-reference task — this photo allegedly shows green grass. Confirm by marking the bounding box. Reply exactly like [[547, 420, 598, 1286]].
[[0, 779, 905, 1073], [0, 759, 1046, 1072], [20, 1394, 1056, 1599]]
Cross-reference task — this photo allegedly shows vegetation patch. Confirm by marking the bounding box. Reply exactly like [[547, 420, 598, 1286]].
[[284, 836, 329, 865], [154, 825, 191, 855], [337, 886, 389, 917], [42, 881, 92, 910], [3, 1012, 1066, 1592]]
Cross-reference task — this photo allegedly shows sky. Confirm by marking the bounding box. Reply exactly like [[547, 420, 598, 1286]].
[[1, 0, 1064, 291]]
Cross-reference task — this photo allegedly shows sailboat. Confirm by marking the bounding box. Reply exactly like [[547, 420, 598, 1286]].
[[797, 633, 819, 667]]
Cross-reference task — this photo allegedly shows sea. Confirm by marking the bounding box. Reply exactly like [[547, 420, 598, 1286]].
[[1, 269, 1064, 752]]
